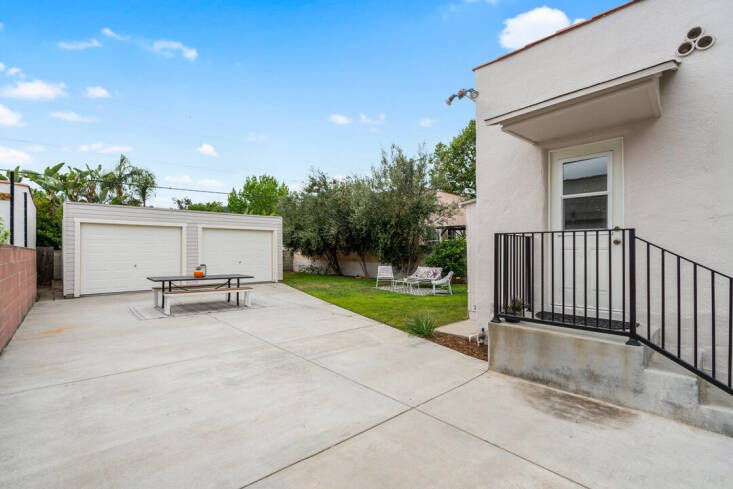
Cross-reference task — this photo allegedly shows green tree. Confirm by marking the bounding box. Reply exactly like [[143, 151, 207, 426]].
[[34, 194, 62, 248], [228, 175, 289, 215], [172, 197, 224, 212], [333, 176, 374, 276], [430, 119, 476, 198], [424, 236, 467, 278], [278, 171, 343, 274], [25, 162, 66, 212], [371, 145, 452, 273], [129, 168, 157, 207], [102, 154, 135, 205], [0, 166, 25, 183]]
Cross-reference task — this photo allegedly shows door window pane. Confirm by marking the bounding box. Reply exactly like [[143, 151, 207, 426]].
[[563, 195, 607, 229], [563, 156, 608, 195]]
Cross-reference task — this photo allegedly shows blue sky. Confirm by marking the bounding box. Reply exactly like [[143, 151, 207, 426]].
[[0, 0, 620, 206]]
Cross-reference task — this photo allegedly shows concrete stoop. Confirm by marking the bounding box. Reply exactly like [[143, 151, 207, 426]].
[[488, 321, 733, 436]]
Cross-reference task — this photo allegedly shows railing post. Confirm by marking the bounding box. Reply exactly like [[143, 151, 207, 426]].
[[492, 233, 502, 323], [9, 170, 14, 246], [626, 228, 640, 346]]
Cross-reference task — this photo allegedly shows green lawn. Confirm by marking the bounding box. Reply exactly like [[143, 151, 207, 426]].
[[282, 272, 468, 330]]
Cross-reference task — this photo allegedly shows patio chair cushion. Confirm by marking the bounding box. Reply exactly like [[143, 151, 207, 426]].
[[413, 266, 442, 280]]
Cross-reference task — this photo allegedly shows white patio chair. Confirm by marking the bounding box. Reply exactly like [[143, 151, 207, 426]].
[[431, 271, 454, 295], [375, 265, 395, 289]]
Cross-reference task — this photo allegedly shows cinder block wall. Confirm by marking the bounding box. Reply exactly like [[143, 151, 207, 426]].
[[0, 245, 36, 351]]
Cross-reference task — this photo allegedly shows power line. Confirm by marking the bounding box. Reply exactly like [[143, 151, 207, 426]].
[[0, 136, 304, 183], [0, 169, 294, 197]]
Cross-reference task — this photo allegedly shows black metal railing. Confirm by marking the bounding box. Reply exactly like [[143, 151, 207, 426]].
[[492, 229, 732, 396]]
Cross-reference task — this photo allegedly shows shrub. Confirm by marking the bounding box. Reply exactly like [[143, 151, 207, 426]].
[[0, 218, 9, 244], [406, 313, 437, 337], [424, 236, 466, 278]]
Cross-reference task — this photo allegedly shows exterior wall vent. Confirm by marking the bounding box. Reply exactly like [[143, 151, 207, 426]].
[[676, 27, 715, 57]]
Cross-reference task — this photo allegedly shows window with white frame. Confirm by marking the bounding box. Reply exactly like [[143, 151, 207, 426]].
[[561, 154, 609, 230]]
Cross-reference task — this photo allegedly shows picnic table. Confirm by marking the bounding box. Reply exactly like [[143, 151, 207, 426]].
[[147, 273, 254, 315]]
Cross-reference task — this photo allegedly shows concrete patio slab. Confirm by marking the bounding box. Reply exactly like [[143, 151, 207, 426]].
[[251, 409, 583, 489], [0, 345, 406, 489], [420, 372, 733, 489], [281, 324, 488, 406], [1, 283, 730, 489], [436, 318, 476, 339], [0, 299, 264, 395]]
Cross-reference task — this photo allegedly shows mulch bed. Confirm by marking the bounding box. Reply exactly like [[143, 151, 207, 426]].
[[429, 332, 488, 361]]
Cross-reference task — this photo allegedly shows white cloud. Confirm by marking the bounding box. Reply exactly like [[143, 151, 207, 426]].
[[58, 38, 102, 50], [101, 27, 127, 40], [419, 118, 436, 128], [79, 142, 132, 153], [197, 178, 223, 187], [85, 86, 110, 99], [0, 62, 4, 72], [499, 7, 572, 50], [244, 132, 266, 142], [359, 113, 386, 125], [196, 143, 218, 157], [0, 145, 32, 165], [50, 111, 96, 123], [0, 104, 24, 126], [328, 113, 352, 125], [7, 67, 22, 77], [165, 174, 193, 184], [1, 80, 67, 100], [153, 40, 198, 61], [25, 144, 45, 152]]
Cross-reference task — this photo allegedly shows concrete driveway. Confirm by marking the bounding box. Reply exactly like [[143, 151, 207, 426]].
[[0, 284, 730, 488]]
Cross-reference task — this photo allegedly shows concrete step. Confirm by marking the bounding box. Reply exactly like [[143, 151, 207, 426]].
[[699, 379, 733, 409], [697, 403, 733, 436], [642, 367, 700, 410]]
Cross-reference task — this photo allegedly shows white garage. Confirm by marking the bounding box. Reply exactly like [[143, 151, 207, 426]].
[[63, 202, 283, 297]]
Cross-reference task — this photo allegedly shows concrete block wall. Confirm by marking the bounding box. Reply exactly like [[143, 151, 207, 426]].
[[0, 245, 36, 351]]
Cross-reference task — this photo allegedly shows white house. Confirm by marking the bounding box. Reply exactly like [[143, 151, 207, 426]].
[[466, 0, 733, 433], [0, 181, 36, 249]]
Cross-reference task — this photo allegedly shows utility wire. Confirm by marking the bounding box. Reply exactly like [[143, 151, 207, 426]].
[[0, 169, 293, 197], [0, 136, 304, 184]]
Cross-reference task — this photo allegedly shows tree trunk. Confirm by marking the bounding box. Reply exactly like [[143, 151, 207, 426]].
[[358, 254, 369, 278]]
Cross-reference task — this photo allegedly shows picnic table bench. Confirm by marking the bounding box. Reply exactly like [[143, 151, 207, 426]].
[[147, 274, 254, 316]]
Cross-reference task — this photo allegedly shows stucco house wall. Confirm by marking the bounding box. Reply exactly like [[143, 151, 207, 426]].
[[0, 182, 36, 249], [472, 0, 733, 341]]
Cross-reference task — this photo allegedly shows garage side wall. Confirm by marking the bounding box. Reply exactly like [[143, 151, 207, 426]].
[[63, 202, 283, 297]]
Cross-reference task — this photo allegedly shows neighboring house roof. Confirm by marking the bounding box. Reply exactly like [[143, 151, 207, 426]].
[[0, 181, 33, 190], [473, 0, 641, 72]]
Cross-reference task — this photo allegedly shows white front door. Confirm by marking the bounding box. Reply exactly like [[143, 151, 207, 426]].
[[549, 139, 624, 322], [201, 228, 274, 283]]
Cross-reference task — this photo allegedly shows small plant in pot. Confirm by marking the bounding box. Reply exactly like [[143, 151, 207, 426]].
[[193, 266, 204, 278], [505, 298, 524, 322]]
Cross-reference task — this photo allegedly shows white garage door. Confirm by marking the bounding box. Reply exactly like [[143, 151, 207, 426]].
[[80, 223, 182, 295], [201, 228, 274, 283]]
